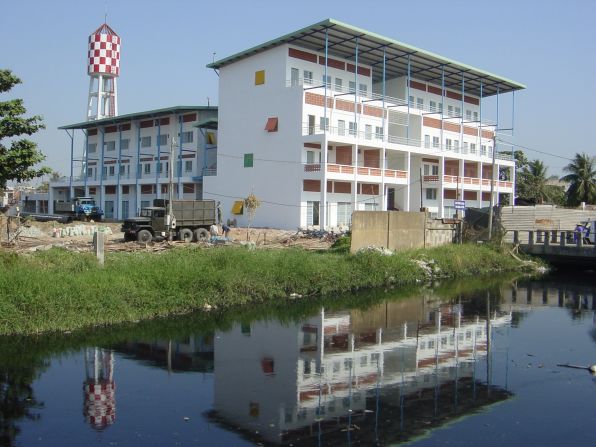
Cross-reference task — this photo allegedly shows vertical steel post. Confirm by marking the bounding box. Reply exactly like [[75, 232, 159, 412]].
[[406, 55, 411, 141], [321, 28, 329, 229], [116, 125, 122, 220], [178, 115, 183, 199], [83, 130, 89, 195], [488, 85, 499, 241], [135, 122, 141, 215], [68, 130, 74, 199], [156, 120, 161, 199], [352, 36, 359, 215], [381, 46, 386, 210], [99, 128, 105, 214], [441, 65, 445, 150], [511, 90, 516, 206], [460, 71, 465, 151]]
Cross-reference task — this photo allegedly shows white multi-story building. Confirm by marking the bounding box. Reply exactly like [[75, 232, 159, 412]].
[[205, 19, 523, 230], [50, 106, 217, 219]]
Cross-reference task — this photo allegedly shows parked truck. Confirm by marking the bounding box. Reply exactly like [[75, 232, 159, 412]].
[[121, 200, 216, 243], [53, 197, 103, 221]]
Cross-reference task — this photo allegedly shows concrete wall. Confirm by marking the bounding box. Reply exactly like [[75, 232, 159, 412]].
[[350, 211, 456, 252]]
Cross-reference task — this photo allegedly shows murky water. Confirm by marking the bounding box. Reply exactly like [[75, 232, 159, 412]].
[[1, 274, 595, 446]]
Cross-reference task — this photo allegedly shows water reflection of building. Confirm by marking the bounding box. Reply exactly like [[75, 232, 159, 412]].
[[209, 298, 512, 445], [83, 348, 116, 430], [115, 335, 214, 373]]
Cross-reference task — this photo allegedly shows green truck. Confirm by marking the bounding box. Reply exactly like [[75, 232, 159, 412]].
[[121, 200, 216, 243]]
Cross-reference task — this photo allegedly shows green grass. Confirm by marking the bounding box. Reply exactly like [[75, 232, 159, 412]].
[[0, 244, 541, 336]]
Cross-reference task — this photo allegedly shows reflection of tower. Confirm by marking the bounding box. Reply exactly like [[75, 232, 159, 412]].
[[83, 348, 116, 430], [86, 23, 120, 121]]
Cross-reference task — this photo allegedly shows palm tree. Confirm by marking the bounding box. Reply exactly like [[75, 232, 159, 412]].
[[518, 159, 549, 204], [560, 153, 596, 206]]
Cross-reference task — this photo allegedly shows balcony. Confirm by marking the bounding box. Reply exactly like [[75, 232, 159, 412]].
[[304, 163, 407, 183], [423, 174, 513, 190]]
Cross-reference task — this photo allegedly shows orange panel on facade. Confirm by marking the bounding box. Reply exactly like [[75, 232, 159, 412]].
[[265, 117, 278, 132], [303, 180, 321, 192], [335, 146, 352, 165], [444, 189, 457, 199]]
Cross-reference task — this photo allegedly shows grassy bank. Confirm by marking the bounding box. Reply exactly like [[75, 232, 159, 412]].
[[0, 244, 538, 335]]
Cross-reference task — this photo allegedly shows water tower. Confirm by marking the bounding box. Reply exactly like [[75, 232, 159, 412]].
[[87, 23, 120, 120]]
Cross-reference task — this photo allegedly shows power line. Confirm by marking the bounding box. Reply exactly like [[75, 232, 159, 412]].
[[496, 138, 574, 162]]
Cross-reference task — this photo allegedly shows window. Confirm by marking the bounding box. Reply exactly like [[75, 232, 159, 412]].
[[303, 70, 313, 85], [322, 75, 331, 88], [119, 164, 126, 175], [466, 110, 472, 120], [349, 81, 356, 93], [447, 105, 454, 117], [359, 83, 367, 96], [185, 160, 193, 172], [244, 153, 253, 168], [438, 102, 443, 113], [426, 188, 437, 200], [338, 120, 346, 136], [307, 115, 315, 135], [430, 100, 437, 112], [432, 136, 440, 148], [306, 201, 320, 226], [455, 106, 461, 117], [423, 164, 439, 176], [319, 117, 329, 131], [104, 141, 115, 151], [157, 134, 168, 146], [470, 143, 477, 154], [473, 111, 478, 121], [481, 144, 487, 156], [255, 70, 265, 85], [88, 143, 97, 153], [102, 166, 107, 177], [364, 202, 377, 211], [463, 142, 469, 153], [265, 117, 278, 132], [454, 140, 460, 152], [365, 124, 372, 140], [349, 122, 357, 136], [409, 95, 415, 107], [446, 138, 453, 150], [337, 202, 351, 226], [120, 138, 130, 150], [335, 78, 342, 91], [417, 97, 424, 110], [141, 136, 151, 148], [87, 167, 93, 178], [109, 166, 115, 176], [144, 163, 151, 174], [375, 126, 383, 140], [290, 67, 299, 86], [306, 151, 315, 164], [180, 131, 193, 143], [424, 134, 430, 148]]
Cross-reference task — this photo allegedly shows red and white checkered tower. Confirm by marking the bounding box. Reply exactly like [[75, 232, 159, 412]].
[[87, 23, 120, 120]]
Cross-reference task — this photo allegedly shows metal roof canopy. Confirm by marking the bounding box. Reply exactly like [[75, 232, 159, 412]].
[[59, 106, 218, 130], [208, 19, 525, 97]]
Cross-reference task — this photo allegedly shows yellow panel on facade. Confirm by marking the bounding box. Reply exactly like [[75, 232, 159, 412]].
[[206, 132, 217, 145], [255, 70, 265, 85], [231, 201, 244, 215]]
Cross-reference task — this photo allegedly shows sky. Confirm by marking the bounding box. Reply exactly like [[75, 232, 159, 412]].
[[1, 0, 595, 183]]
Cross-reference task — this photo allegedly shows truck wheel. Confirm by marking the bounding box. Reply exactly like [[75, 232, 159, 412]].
[[137, 229, 153, 243], [194, 228, 210, 242], [178, 228, 193, 243]]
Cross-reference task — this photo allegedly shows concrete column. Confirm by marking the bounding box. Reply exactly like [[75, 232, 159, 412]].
[[528, 231, 534, 246]]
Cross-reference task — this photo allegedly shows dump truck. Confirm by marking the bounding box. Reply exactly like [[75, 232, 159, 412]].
[[121, 199, 216, 243], [53, 197, 103, 221]]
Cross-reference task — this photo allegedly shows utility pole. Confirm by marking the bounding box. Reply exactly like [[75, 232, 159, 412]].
[[487, 133, 497, 241], [167, 138, 176, 241]]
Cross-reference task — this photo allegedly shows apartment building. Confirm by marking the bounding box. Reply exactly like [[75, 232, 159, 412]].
[[205, 19, 523, 230], [50, 106, 217, 219]]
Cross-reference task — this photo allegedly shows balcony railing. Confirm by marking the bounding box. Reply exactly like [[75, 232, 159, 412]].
[[423, 175, 513, 189], [304, 163, 407, 180]]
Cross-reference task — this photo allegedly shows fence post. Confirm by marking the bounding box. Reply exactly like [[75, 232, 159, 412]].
[[93, 231, 105, 266], [560, 231, 566, 247], [528, 231, 534, 247], [513, 230, 519, 244]]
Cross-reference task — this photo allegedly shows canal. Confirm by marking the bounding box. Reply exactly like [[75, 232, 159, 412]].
[[1, 273, 595, 446]]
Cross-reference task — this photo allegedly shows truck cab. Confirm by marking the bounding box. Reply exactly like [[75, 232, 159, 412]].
[[121, 207, 167, 242]]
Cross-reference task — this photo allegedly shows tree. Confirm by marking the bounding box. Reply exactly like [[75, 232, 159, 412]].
[[517, 159, 550, 204], [0, 69, 51, 189], [243, 192, 261, 239], [560, 152, 596, 206]]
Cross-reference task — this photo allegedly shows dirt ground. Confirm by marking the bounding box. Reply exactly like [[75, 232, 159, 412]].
[[0, 215, 336, 253]]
